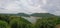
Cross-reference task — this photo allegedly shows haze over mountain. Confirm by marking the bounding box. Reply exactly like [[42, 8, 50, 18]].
[[31, 13, 55, 17], [0, 13, 55, 17], [0, 0, 60, 15]]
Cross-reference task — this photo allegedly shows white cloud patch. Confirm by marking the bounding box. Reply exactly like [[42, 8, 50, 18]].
[[0, 0, 47, 13], [0, 0, 60, 15]]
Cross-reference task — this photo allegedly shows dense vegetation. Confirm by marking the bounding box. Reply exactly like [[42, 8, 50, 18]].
[[0, 14, 32, 28], [0, 13, 60, 28], [0, 13, 55, 17], [35, 16, 60, 28], [31, 13, 55, 17]]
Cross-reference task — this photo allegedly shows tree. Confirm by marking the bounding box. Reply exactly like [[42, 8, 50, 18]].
[[0, 20, 8, 28]]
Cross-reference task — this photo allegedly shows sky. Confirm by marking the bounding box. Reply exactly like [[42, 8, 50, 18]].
[[0, 0, 60, 15]]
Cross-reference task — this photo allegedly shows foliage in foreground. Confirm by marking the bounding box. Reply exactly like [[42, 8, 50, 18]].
[[35, 16, 60, 28], [10, 19, 33, 28], [0, 20, 8, 28], [0, 15, 60, 28], [0, 15, 33, 28]]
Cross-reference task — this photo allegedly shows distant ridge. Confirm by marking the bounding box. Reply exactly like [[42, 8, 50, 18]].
[[30, 13, 55, 17], [0, 13, 55, 17], [17, 13, 30, 17]]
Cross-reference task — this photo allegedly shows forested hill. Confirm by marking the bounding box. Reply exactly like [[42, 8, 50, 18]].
[[0, 13, 30, 17], [31, 13, 55, 17], [17, 13, 30, 17], [0, 13, 56, 17]]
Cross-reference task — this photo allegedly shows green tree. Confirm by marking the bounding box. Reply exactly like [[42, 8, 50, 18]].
[[35, 16, 60, 28], [10, 17, 32, 28], [0, 20, 8, 28], [0, 15, 10, 23]]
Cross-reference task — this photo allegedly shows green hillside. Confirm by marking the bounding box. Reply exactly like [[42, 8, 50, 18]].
[[0, 13, 55, 17], [31, 13, 55, 17], [17, 13, 30, 17], [0, 15, 32, 28], [0, 13, 60, 28]]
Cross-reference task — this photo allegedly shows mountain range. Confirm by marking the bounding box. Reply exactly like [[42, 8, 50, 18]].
[[0, 13, 55, 17]]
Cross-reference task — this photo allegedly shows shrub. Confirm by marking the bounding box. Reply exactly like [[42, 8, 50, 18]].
[[10, 19, 27, 28], [10, 18, 34, 28], [0, 20, 8, 28], [0, 15, 10, 23], [35, 17, 60, 28]]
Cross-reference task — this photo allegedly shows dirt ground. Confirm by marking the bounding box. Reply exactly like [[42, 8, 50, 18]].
[[55, 24, 60, 28]]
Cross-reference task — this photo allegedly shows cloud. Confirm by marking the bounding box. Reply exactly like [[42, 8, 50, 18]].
[[0, 0, 47, 13], [41, 0, 60, 15], [0, 0, 60, 15]]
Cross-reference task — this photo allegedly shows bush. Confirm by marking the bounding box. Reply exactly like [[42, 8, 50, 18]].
[[35, 17, 60, 28], [26, 24, 34, 28], [0, 15, 10, 23], [10, 19, 27, 28], [10, 18, 34, 28], [0, 20, 8, 28]]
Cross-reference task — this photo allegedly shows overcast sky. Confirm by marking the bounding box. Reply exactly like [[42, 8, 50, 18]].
[[0, 0, 60, 15]]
